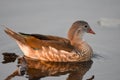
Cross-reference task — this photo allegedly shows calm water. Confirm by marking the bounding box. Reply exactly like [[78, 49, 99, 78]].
[[0, 0, 120, 80]]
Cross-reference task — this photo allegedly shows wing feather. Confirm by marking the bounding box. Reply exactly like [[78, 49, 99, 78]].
[[19, 33, 74, 52]]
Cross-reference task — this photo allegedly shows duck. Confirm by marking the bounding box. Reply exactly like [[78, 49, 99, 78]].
[[4, 20, 95, 62]]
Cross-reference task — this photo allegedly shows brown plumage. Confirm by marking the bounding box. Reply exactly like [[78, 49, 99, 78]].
[[4, 20, 95, 62]]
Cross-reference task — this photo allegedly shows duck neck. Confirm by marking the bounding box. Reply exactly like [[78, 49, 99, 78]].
[[70, 33, 84, 45]]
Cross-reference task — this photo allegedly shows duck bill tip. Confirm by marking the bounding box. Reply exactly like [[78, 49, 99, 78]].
[[88, 28, 96, 34]]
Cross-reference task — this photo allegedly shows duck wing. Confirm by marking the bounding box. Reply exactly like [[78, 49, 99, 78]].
[[19, 32, 74, 52]]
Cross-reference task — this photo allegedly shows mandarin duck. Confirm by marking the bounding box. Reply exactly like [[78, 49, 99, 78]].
[[4, 21, 95, 62]]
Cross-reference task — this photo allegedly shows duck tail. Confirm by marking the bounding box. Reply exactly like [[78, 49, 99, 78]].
[[4, 27, 26, 44]]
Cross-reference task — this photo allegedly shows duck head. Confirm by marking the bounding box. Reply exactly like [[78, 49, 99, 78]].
[[68, 21, 95, 44]]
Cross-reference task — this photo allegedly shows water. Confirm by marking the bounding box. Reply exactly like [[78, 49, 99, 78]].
[[0, 0, 120, 80]]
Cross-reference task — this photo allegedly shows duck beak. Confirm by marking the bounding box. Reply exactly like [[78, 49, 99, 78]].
[[88, 28, 95, 34]]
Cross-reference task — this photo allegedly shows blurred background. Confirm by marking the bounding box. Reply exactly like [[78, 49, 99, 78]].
[[0, 0, 120, 80]]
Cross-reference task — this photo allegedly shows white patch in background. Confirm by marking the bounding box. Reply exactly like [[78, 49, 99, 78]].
[[97, 18, 120, 27]]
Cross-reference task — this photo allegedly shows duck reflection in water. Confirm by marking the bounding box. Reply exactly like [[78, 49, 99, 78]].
[[2, 53, 94, 80]]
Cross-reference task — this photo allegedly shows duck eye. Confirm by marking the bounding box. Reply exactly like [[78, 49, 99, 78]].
[[84, 25, 88, 28]]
